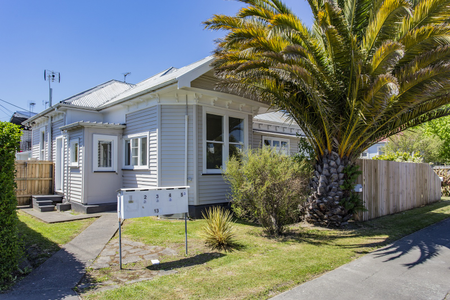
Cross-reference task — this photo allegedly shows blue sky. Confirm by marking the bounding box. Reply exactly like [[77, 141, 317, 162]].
[[0, 0, 313, 121]]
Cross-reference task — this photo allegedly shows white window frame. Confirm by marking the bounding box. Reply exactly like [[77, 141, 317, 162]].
[[262, 136, 290, 155], [93, 134, 118, 172], [202, 107, 248, 174], [70, 138, 80, 167], [361, 151, 368, 158], [39, 127, 46, 160], [123, 133, 149, 170]]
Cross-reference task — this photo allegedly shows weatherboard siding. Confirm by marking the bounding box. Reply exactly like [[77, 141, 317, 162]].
[[67, 128, 83, 203], [160, 105, 195, 205], [31, 125, 48, 159], [51, 118, 64, 161], [122, 106, 158, 188]]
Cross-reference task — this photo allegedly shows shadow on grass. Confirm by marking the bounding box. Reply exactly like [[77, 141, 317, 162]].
[[146, 252, 226, 271], [279, 199, 450, 267]]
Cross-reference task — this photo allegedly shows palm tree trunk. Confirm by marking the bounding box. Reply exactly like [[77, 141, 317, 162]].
[[301, 150, 353, 227]]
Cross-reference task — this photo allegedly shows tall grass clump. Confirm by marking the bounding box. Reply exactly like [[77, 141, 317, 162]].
[[224, 147, 312, 235], [201, 206, 235, 250], [0, 122, 22, 289]]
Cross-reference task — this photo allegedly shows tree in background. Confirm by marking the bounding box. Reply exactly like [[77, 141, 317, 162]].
[[381, 127, 443, 163], [0, 122, 22, 287], [205, 0, 450, 226], [422, 115, 450, 163]]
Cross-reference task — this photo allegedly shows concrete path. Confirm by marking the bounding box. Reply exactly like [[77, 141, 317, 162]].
[[20, 207, 104, 224], [273, 218, 450, 300], [3, 212, 118, 300]]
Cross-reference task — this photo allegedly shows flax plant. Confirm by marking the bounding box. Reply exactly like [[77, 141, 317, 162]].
[[201, 206, 236, 250]]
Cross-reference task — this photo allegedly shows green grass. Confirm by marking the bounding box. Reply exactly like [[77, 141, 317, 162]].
[[84, 198, 450, 300], [16, 211, 96, 274]]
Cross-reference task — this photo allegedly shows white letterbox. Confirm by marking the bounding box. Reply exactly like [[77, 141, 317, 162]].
[[117, 186, 189, 220]]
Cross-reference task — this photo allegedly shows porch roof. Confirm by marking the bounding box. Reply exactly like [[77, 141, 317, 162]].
[[60, 121, 126, 131]]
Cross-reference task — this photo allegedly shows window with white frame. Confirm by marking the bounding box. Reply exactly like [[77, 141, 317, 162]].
[[39, 129, 45, 160], [70, 138, 79, 167], [204, 110, 247, 173], [123, 134, 148, 169], [93, 134, 117, 171], [263, 137, 290, 155], [361, 151, 368, 158]]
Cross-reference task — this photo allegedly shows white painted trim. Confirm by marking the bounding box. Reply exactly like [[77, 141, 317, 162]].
[[93, 134, 118, 172], [202, 106, 249, 174], [69, 138, 80, 167], [55, 136, 64, 192], [193, 104, 199, 206], [157, 104, 162, 186]]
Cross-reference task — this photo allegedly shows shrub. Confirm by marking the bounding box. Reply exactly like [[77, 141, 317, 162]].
[[0, 122, 22, 288], [373, 151, 423, 163], [224, 147, 312, 235], [434, 169, 450, 197], [201, 206, 235, 250]]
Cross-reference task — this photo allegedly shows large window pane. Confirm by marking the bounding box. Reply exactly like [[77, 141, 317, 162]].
[[229, 117, 244, 143], [264, 139, 271, 146], [98, 141, 112, 168], [206, 142, 223, 169], [229, 144, 243, 159], [125, 140, 131, 165], [207, 114, 223, 142], [141, 137, 147, 165]]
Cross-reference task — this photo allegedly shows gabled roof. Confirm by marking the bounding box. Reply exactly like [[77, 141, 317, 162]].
[[61, 80, 134, 108], [100, 56, 215, 109]]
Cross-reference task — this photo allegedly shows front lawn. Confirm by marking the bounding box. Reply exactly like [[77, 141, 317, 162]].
[[84, 198, 450, 300], [9, 211, 96, 288]]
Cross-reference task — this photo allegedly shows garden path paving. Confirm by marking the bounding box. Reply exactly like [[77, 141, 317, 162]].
[[272, 217, 450, 300], [3, 212, 118, 300]]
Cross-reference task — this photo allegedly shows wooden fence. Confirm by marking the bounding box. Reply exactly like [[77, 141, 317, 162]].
[[354, 159, 441, 221], [15, 161, 54, 206]]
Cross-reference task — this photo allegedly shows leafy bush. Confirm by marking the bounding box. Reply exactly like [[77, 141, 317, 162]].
[[201, 206, 235, 250], [434, 169, 450, 197], [224, 147, 312, 235], [0, 122, 22, 288], [373, 151, 423, 163], [339, 165, 366, 214]]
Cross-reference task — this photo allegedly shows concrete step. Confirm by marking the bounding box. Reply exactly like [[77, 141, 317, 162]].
[[32, 195, 64, 203], [37, 205, 55, 212], [33, 199, 53, 207], [56, 203, 71, 212]]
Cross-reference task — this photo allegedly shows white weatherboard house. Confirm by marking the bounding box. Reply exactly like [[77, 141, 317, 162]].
[[24, 56, 303, 217]]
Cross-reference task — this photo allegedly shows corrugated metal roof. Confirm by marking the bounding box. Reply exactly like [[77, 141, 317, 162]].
[[254, 111, 299, 127], [61, 80, 134, 108]]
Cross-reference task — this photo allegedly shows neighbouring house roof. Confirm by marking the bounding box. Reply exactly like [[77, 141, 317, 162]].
[[10, 111, 37, 128], [60, 121, 126, 131], [61, 80, 134, 108], [254, 111, 297, 126]]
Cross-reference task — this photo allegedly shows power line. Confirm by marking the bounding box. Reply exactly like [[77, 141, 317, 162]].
[[0, 98, 30, 112], [0, 103, 13, 115]]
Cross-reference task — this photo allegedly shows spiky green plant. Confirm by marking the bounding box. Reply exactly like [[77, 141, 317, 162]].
[[205, 0, 450, 226], [201, 206, 236, 250]]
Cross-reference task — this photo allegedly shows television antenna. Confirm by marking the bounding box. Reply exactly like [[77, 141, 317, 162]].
[[123, 72, 131, 83], [29, 102, 36, 112], [44, 70, 61, 107]]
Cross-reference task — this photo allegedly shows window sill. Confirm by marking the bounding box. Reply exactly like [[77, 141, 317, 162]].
[[202, 173, 223, 176], [70, 164, 79, 168], [122, 167, 150, 171], [93, 171, 117, 173]]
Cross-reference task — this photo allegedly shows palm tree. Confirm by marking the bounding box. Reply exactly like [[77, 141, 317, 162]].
[[205, 0, 450, 226]]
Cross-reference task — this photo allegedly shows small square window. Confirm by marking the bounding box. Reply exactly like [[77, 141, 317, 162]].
[[93, 134, 117, 172], [123, 135, 148, 169]]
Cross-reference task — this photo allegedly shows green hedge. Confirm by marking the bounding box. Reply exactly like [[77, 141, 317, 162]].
[[0, 122, 22, 287]]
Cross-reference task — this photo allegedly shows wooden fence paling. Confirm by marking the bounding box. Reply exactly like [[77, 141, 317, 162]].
[[15, 161, 54, 206], [355, 159, 441, 221]]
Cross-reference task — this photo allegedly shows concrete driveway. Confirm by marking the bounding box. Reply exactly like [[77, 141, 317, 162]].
[[273, 218, 450, 300]]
